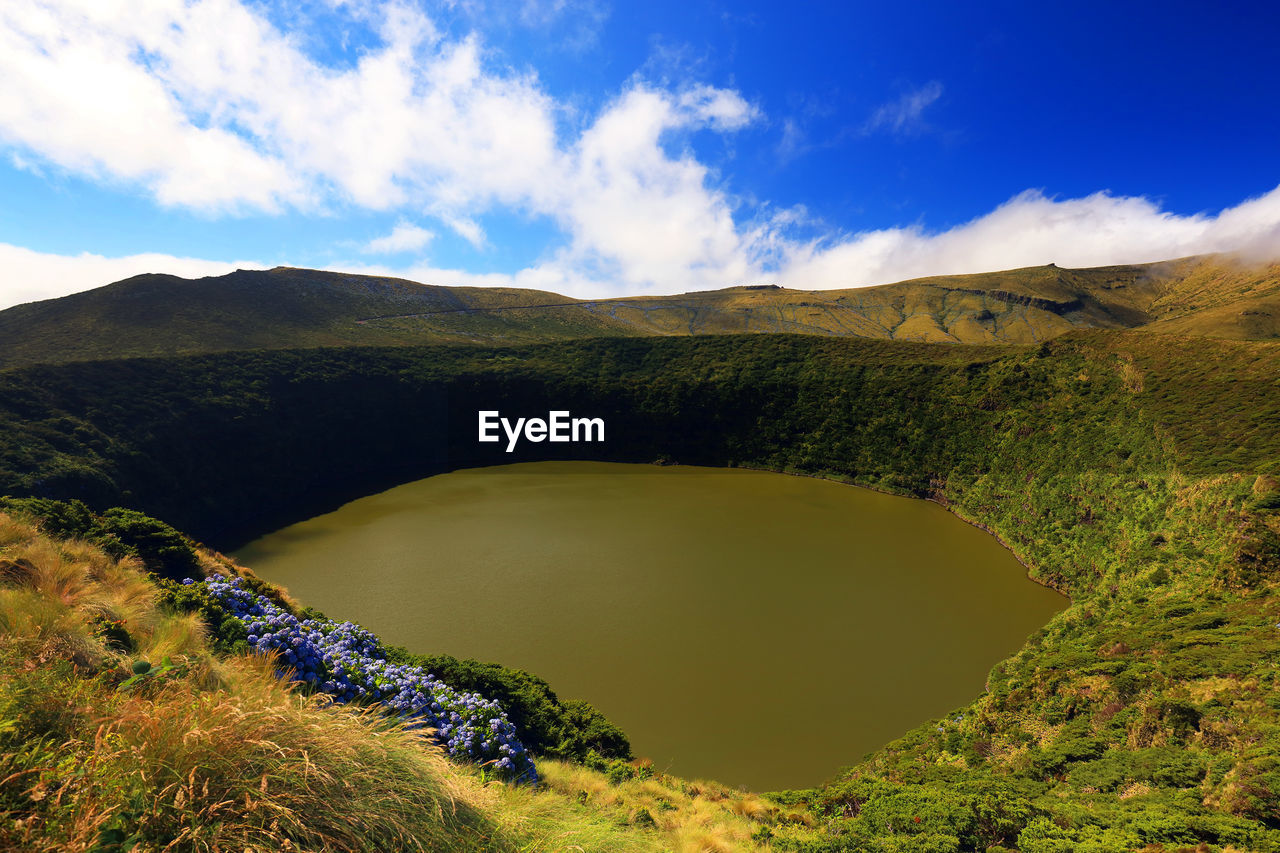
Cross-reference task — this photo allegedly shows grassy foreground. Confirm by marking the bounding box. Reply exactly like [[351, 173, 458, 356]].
[[0, 511, 793, 852]]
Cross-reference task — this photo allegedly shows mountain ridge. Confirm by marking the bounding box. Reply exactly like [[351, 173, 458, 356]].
[[1, 329, 1279, 850], [1, 253, 1277, 367]]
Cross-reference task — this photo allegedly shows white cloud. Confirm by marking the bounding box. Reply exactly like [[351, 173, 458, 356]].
[[347, 183, 1280, 298], [432, 211, 487, 249], [863, 81, 943, 136], [0, 0, 765, 304], [0, 0, 558, 215], [0, 0, 756, 284], [3, 182, 1280, 311], [0, 243, 264, 308], [0, 1, 317, 212], [0, 1, 1278, 312], [777, 185, 1280, 290], [362, 221, 435, 254], [549, 84, 759, 291], [677, 84, 758, 131]]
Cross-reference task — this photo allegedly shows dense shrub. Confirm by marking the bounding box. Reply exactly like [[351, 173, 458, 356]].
[[193, 574, 537, 782], [0, 497, 201, 581], [385, 648, 632, 762], [98, 507, 200, 581], [381, 651, 559, 750]]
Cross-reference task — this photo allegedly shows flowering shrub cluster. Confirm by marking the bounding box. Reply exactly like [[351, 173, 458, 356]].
[[191, 574, 537, 782]]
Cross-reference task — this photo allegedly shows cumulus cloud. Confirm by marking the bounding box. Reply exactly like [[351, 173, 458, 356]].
[[0, 0, 757, 292], [863, 81, 943, 136], [0, 0, 559, 215], [551, 84, 759, 291], [361, 221, 435, 254], [0, 1, 1278, 312], [776, 184, 1280, 290], [331, 183, 1280, 297], [0, 243, 264, 308], [0, 2, 307, 212]]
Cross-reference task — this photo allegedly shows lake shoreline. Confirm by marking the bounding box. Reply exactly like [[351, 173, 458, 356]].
[[716, 460, 1070, 602]]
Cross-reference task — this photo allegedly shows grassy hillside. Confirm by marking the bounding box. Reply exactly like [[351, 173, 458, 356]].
[[0, 511, 792, 852], [0, 267, 643, 367], [1, 330, 1279, 851], [1, 255, 1277, 369]]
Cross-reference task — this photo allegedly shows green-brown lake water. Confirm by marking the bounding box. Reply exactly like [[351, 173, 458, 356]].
[[235, 462, 1065, 790]]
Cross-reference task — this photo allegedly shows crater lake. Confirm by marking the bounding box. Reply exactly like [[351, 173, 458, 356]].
[[234, 462, 1065, 790]]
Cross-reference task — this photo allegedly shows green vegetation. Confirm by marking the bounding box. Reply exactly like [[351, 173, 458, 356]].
[[1, 326, 1278, 850], [383, 646, 633, 763], [0, 496, 201, 581], [0, 267, 645, 368], [0, 497, 631, 761], [0, 513, 777, 851], [0, 254, 1276, 369]]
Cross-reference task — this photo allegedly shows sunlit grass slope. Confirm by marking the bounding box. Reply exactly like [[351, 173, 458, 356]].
[[0, 267, 643, 368], [1, 254, 1277, 368], [0, 512, 788, 852]]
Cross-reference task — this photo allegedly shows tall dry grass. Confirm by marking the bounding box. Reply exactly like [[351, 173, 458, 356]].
[[0, 512, 220, 680], [535, 760, 781, 852], [1, 512, 775, 851]]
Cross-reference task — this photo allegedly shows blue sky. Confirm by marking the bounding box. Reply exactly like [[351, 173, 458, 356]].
[[1, 0, 1278, 308]]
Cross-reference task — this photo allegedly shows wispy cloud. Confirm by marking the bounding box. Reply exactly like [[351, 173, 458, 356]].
[[863, 81, 944, 136], [775, 118, 807, 163], [361, 221, 435, 254], [516, 0, 609, 49], [443, 0, 610, 51]]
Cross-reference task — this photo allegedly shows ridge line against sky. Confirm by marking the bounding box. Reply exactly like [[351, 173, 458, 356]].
[[1, 0, 1279, 310]]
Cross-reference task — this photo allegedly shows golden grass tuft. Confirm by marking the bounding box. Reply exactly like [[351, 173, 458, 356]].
[[0, 513, 227, 682], [0, 513, 40, 548], [89, 659, 511, 852], [1119, 781, 1153, 800], [726, 795, 776, 822], [674, 825, 743, 853], [535, 759, 776, 851], [136, 609, 208, 660], [537, 760, 621, 808], [0, 586, 103, 668], [17, 538, 95, 609]]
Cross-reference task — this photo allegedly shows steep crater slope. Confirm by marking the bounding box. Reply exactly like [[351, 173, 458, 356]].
[[1, 331, 1279, 850]]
